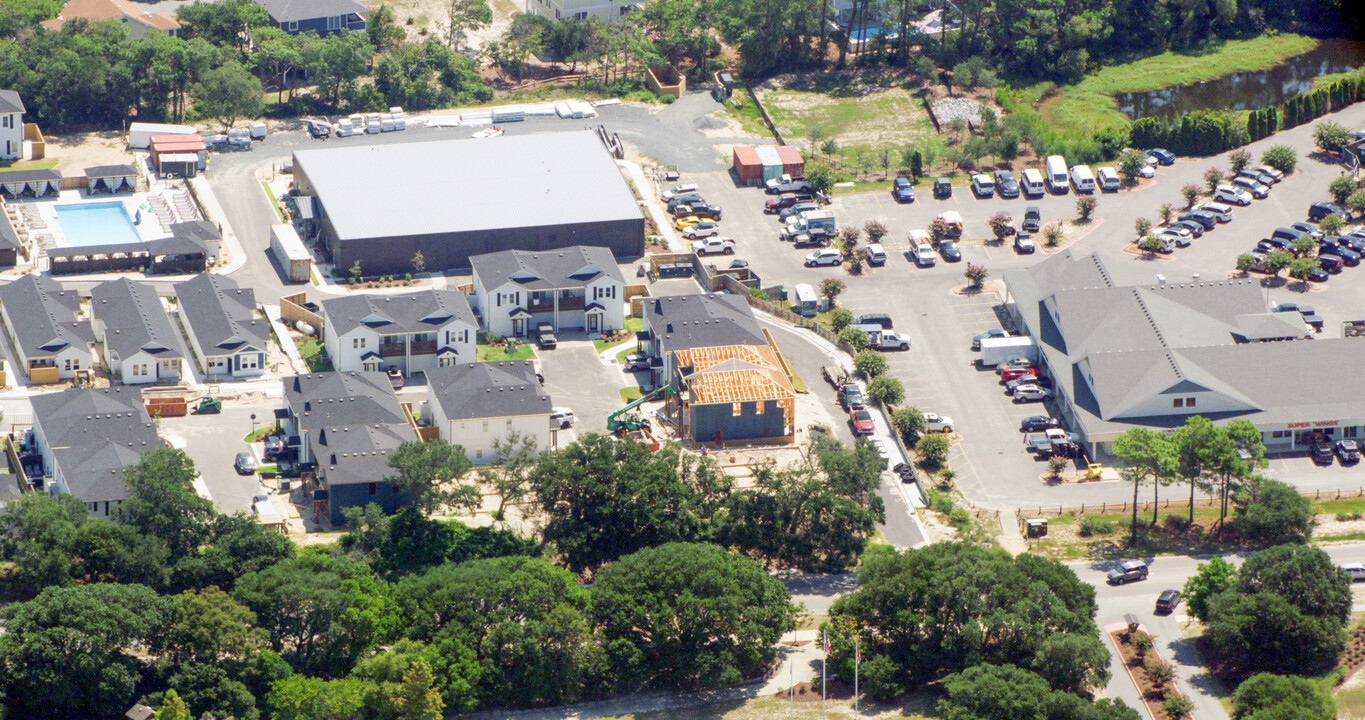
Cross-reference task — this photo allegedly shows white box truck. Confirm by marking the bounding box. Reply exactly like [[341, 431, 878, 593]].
[[1045, 156, 1069, 194], [980, 335, 1037, 368]]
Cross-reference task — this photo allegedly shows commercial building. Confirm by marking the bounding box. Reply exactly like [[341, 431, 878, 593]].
[[424, 361, 552, 463], [291, 131, 644, 275], [320, 289, 477, 377], [30, 387, 162, 520], [469, 245, 625, 339], [281, 371, 418, 525], [1002, 250, 1363, 458]]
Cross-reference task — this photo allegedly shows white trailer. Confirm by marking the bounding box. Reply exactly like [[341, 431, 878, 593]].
[[128, 122, 196, 149], [269, 224, 312, 283], [980, 335, 1037, 368]]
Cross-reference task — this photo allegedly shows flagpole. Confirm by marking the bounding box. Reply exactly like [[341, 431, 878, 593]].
[[854, 636, 859, 714], [821, 630, 827, 720]]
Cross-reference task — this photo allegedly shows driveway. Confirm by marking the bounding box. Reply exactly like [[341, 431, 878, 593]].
[[160, 403, 272, 515], [538, 340, 627, 437]]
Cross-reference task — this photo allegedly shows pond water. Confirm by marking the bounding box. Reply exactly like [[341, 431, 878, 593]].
[[1115, 38, 1365, 120]]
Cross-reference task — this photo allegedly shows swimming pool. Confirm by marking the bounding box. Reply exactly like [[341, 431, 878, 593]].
[[54, 201, 142, 248]]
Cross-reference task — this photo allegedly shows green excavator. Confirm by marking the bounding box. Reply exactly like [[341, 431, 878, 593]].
[[607, 385, 677, 434]]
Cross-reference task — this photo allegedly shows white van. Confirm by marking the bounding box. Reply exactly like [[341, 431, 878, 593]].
[[1020, 168, 1045, 197], [866, 243, 887, 266], [1070, 165, 1096, 194], [1045, 155, 1069, 194], [1096, 166, 1120, 192]]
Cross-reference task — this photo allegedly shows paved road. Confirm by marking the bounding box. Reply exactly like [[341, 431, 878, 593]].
[[1078, 543, 1365, 720]]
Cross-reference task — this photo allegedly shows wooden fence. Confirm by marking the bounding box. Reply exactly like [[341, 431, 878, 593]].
[[1021, 486, 1365, 518]]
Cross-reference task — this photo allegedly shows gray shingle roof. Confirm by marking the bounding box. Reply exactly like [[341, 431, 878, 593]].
[[291, 131, 640, 242], [470, 246, 624, 291], [173, 272, 268, 355], [0, 90, 24, 115], [170, 220, 220, 244], [30, 387, 160, 504], [1004, 251, 1331, 440], [91, 278, 186, 364], [253, 0, 369, 22], [284, 372, 413, 487], [83, 164, 137, 178], [321, 289, 475, 336], [0, 274, 93, 358], [645, 293, 766, 352], [426, 361, 550, 421]]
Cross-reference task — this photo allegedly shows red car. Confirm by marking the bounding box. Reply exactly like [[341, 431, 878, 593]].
[[1000, 366, 1037, 382], [850, 409, 875, 435]]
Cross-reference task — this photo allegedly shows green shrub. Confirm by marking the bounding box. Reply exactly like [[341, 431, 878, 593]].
[[1078, 516, 1116, 537], [948, 507, 971, 529]]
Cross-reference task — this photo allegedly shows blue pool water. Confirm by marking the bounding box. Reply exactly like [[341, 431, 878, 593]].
[[848, 26, 891, 42], [54, 202, 142, 247]]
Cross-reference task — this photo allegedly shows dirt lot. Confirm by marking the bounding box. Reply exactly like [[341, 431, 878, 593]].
[[752, 69, 939, 151], [373, 0, 518, 52]]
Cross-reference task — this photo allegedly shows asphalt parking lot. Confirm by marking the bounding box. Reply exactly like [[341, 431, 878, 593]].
[[661, 100, 1365, 509]]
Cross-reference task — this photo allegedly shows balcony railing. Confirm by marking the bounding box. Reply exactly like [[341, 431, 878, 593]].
[[557, 295, 586, 310], [410, 340, 437, 355], [379, 343, 405, 358]]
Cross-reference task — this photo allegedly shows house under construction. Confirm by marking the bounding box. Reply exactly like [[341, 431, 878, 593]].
[[673, 343, 795, 445]]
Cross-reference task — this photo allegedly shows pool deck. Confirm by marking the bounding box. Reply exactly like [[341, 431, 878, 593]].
[[18, 188, 202, 250]]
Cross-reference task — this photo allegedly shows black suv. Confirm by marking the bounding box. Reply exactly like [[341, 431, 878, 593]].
[[1309, 202, 1346, 222], [1155, 590, 1182, 614], [933, 178, 952, 198], [994, 170, 1020, 198], [1022, 206, 1041, 232], [856, 314, 893, 329], [674, 203, 722, 220], [1313, 442, 1335, 465], [1178, 211, 1219, 230]]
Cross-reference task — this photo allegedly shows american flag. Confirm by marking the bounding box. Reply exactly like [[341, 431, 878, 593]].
[[823, 631, 830, 654]]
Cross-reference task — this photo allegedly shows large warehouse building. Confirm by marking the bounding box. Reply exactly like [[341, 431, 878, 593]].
[[291, 131, 645, 275], [1003, 250, 1365, 459]]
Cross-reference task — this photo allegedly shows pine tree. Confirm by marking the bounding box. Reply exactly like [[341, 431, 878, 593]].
[[155, 690, 189, 720], [393, 657, 444, 720]]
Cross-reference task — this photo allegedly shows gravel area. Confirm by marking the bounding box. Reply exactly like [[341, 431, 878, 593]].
[[932, 97, 983, 126]]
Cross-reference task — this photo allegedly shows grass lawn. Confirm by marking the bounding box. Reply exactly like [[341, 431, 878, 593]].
[[296, 336, 333, 372], [1019, 34, 1318, 139], [1339, 684, 1365, 719], [0, 158, 58, 171], [242, 426, 276, 443], [619, 387, 644, 403], [477, 343, 536, 361], [594, 316, 644, 353], [261, 181, 286, 222], [1028, 494, 1365, 560], [752, 74, 936, 171]]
